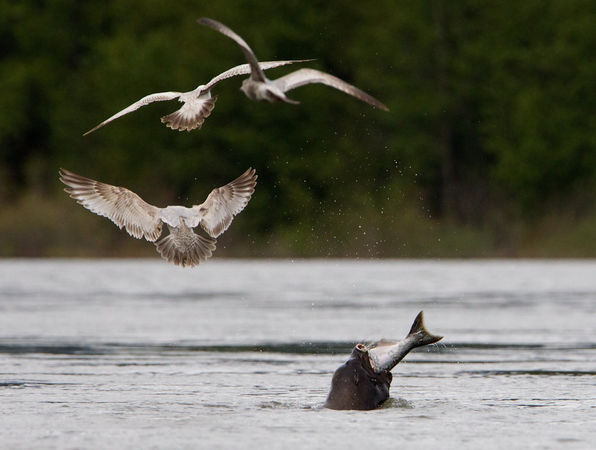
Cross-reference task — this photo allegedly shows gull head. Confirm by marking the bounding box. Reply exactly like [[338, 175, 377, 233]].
[[241, 78, 298, 104], [192, 84, 210, 97]]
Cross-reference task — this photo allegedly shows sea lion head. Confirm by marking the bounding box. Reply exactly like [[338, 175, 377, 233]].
[[325, 343, 392, 410]]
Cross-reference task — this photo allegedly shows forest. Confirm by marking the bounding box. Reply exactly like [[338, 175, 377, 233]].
[[1, 0, 595, 258]]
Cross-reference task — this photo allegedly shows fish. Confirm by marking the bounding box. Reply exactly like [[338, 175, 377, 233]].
[[368, 310, 443, 372]]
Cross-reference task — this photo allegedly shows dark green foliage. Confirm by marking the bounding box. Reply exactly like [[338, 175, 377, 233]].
[[1, 0, 595, 257]]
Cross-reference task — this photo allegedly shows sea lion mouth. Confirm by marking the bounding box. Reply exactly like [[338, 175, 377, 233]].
[[355, 343, 377, 370], [368, 356, 377, 372]]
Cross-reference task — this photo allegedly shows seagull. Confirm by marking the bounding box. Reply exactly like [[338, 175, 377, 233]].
[[83, 60, 312, 135], [197, 17, 389, 111], [59, 168, 257, 267]]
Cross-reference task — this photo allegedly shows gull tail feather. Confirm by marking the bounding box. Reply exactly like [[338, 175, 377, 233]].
[[161, 96, 218, 132], [154, 232, 216, 267]]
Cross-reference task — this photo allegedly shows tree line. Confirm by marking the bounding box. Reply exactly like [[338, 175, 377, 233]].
[[1, 0, 595, 257]]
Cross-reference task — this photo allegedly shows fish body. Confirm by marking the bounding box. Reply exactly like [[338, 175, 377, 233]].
[[368, 311, 443, 373]]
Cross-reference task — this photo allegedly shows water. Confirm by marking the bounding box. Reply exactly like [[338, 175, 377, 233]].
[[0, 259, 594, 449]]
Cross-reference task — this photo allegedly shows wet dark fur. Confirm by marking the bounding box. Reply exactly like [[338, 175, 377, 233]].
[[325, 347, 392, 410]]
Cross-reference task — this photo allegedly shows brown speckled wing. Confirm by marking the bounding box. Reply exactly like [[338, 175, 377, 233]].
[[59, 168, 163, 241], [198, 168, 257, 238], [197, 18, 266, 82], [84, 92, 182, 135], [273, 68, 389, 111], [204, 60, 315, 90]]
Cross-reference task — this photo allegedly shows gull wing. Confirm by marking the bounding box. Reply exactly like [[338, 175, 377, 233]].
[[59, 168, 163, 241], [197, 18, 266, 82], [204, 60, 315, 90], [273, 68, 389, 111], [198, 168, 257, 238], [84, 91, 182, 135]]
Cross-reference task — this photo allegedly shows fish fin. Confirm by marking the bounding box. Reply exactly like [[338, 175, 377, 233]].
[[373, 338, 396, 348], [407, 311, 443, 347]]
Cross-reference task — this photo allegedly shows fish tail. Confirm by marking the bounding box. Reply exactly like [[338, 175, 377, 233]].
[[407, 311, 443, 348]]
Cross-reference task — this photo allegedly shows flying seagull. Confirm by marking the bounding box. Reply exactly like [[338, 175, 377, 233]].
[[59, 168, 257, 267], [83, 60, 311, 135], [197, 17, 389, 111]]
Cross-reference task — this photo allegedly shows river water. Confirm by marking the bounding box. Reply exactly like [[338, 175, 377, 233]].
[[0, 259, 594, 449]]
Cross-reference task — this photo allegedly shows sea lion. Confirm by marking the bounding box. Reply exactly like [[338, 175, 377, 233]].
[[325, 311, 442, 410]]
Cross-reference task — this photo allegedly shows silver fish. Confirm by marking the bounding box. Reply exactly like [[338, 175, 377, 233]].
[[367, 311, 443, 373]]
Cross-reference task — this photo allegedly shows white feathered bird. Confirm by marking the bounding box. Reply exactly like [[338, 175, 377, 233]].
[[197, 17, 389, 111], [83, 60, 311, 135], [59, 168, 257, 267]]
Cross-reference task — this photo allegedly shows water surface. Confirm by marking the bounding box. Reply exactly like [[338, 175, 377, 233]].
[[1, 259, 594, 448]]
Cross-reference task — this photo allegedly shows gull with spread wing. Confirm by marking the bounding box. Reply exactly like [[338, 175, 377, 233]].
[[83, 60, 311, 135], [197, 18, 389, 111], [59, 168, 257, 267]]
